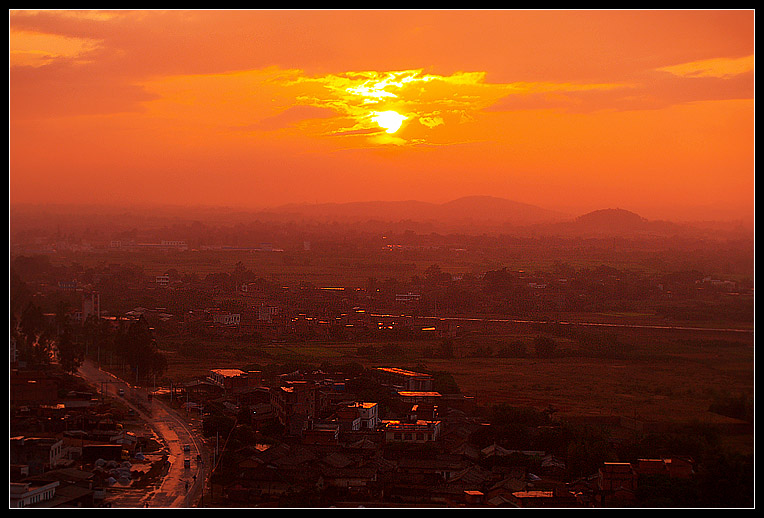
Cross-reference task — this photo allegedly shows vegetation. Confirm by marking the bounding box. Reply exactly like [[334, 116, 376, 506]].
[[9, 212, 754, 507]]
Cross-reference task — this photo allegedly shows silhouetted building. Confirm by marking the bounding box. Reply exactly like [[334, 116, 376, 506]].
[[270, 381, 318, 436], [374, 367, 434, 392]]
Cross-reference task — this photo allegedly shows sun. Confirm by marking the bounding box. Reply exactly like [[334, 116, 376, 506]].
[[372, 110, 407, 133]]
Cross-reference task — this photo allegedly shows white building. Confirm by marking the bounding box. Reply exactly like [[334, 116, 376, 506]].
[[10, 481, 60, 508], [352, 402, 381, 429]]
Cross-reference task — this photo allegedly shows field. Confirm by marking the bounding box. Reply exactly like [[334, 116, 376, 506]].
[[155, 321, 753, 453], [23, 233, 755, 457]]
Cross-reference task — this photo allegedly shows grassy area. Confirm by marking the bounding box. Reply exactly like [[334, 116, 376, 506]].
[[154, 327, 753, 430]]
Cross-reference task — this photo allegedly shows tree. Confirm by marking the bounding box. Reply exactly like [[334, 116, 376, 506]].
[[18, 302, 53, 365], [57, 327, 85, 374], [82, 314, 113, 363], [115, 316, 167, 383]]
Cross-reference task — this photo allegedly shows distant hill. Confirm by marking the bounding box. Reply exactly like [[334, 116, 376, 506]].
[[271, 199, 436, 222], [531, 207, 699, 238], [575, 208, 647, 231], [268, 195, 569, 228], [9, 199, 752, 242], [436, 196, 569, 225]]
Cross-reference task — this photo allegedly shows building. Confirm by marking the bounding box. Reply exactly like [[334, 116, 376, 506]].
[[383, 419, 441, 444], [81, 291, 100, 321], [208, 369, 261, 393], [258, 305, 279, 322], [57, 280, 78, 291], [395, 293, 421, 303], [598, 462, 638, 492], [398, 391, 442, 405], [352, 402, 381, 430], [10, 481, 60, 508], [408, 403, 440, 421], [374, 367, 434, 392], [332, 407, 362, 431], [10, 437, 65, 475], [161, 240, 187, 249], [270, 381, 318, 436], [212, 312, 241, 326], [510, 489, 580, 508]]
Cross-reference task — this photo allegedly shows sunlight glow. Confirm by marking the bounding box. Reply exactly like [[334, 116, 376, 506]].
[[285, 69, 501, 145], [372, 110, 407, 133]]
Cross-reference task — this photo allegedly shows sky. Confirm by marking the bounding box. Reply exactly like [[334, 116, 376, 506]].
[[9, 10, 755, 222]]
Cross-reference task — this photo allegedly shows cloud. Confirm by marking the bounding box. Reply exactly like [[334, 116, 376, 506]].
[[286, 69, 507, 144], [243, 105, 338, 132], [10, 61, 160, 120], [657, 55, 754, 79], [9, 28, 102, 67], [487, 62, 754, 113]]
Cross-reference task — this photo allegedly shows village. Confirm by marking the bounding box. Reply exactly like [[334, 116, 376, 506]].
[[9, 231, 753, 508], [12, 355, 705, 508], [9, 7, 755, 510]]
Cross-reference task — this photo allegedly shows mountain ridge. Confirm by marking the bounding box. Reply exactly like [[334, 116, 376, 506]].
[[9, 198, 753, 240], [269, 195, 570, 226]]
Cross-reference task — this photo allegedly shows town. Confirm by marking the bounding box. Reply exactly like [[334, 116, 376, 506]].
[[9, 222, 754, 508], [9, 7, 755, 510]]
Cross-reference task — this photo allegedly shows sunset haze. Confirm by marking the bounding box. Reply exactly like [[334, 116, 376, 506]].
[[9, 10, 755, 222]]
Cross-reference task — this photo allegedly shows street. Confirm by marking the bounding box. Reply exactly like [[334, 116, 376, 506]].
[[77, 360, 210, 508]]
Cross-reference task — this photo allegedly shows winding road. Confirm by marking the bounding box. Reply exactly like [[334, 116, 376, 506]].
[[77, 360, 211, 508]]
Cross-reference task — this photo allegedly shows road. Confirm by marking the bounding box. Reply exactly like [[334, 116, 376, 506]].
[[77, 360, 210, 508], [371, 313, 754, 335]]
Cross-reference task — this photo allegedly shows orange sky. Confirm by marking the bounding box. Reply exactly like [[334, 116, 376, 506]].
[[9, 10, 755, 221]]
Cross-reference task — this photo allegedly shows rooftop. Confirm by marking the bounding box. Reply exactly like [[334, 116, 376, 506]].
[[375, 367, 432, 378]]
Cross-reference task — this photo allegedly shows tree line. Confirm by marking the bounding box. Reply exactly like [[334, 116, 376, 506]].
[[12, 300, 167, 383]]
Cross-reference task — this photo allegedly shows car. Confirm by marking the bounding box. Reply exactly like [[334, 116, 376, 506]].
[[184, 459, 191, 469], [118, 388, 125, 396], [183, 445, 191, 452]]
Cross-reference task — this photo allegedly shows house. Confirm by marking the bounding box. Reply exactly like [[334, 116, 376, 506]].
[[208, 368, 261, 393], [270, 381, 318, 436], [383, 419, 442, 444], [19, 468, 98, 508], [10, 480, 60, 508], [318, 466, 378, 491], [302, 426, 340, 446], [397, 391, 442, 405], [408, 403, 439, 421], [540, 454, 567, 479], [396, 455, 471, 482], [598, 462, 638, 492], [333, 402, 381, 430], [463, 490, 485, 505], [509, 488, 580, 508], [10, 437, 65, 475], [332, 406, 362, 431], [212, 312, 241, 326], [374, 367, 434, 392]]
